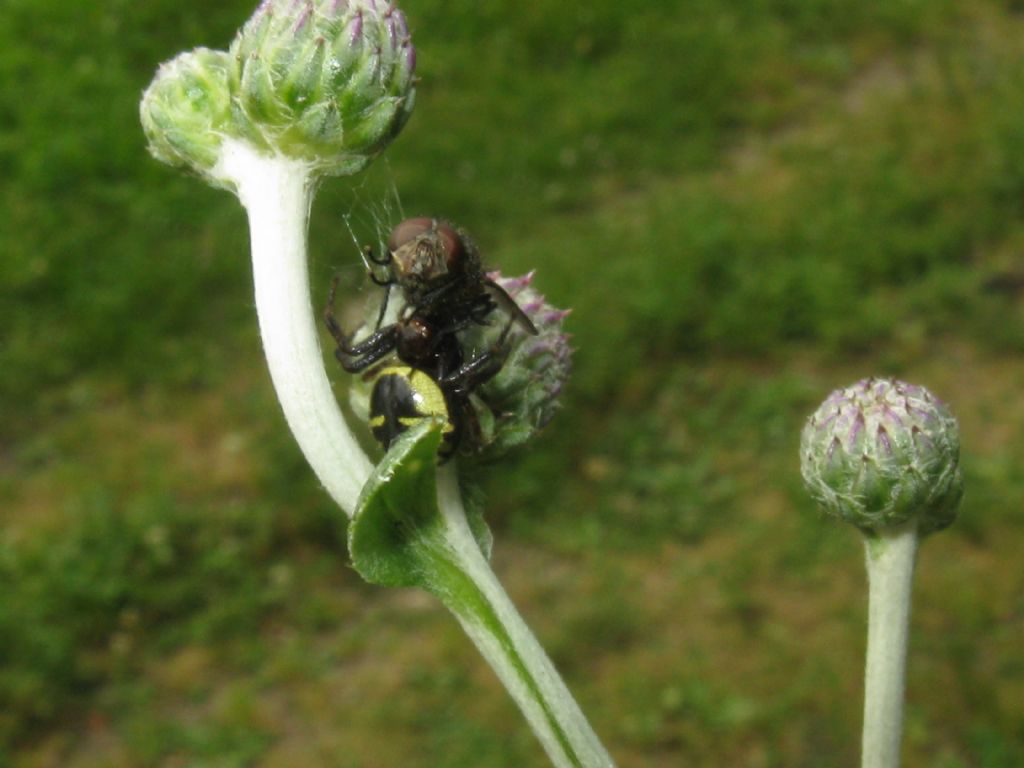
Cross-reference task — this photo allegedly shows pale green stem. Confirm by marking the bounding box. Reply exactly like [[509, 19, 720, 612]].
[[861, 522, 919, 768], [213, 139, 373, 517], [433, 467, 617, 768], [209, 139, 612, 767]]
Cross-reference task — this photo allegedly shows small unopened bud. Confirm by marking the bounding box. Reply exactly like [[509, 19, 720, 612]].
[[140, 48, 236, 185], [800, 378, 963, 534], [467, 271, 572, 460], [141, 1, 416, 184]]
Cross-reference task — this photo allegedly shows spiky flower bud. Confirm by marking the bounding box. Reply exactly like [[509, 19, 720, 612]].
[[800, 378, 963, 535], [140, 48, 236, 185], [466, 271, 572, 460], [229, 0, 416, 175], [141, 0, 416, 183]]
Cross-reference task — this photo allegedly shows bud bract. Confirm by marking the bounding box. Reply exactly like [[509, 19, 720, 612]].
[[800, 378, 963, 534], [229, 0, 417, 175]]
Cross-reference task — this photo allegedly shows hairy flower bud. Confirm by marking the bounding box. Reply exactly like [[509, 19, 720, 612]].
[[140, 48, 236, 185], [467, 271, 572, 460], [229, 0, 417, 175], [141, 1, 416, 183], [800, 378, 963, 534]]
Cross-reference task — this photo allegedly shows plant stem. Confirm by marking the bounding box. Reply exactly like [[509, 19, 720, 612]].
[[212, 140, 612, 766], [861, 522, 919, 768], [214, 139, 373, 517], [430, 467, 616, 768]]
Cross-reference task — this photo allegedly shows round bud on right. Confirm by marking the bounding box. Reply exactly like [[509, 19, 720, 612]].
[[800, 378, 963, 535]]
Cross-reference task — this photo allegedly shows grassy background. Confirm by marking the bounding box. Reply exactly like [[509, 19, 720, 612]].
[[2, 0, 1024, 765]]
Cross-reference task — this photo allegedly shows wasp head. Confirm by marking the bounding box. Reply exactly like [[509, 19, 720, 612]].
[[386, 217, 475, 298]]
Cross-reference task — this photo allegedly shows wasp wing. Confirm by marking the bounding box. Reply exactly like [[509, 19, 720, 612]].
[[484, 279, 538, 336]]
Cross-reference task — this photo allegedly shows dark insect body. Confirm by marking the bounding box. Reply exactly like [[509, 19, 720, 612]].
[[325, 217, 537, 457], [368, 365, 459, 457]]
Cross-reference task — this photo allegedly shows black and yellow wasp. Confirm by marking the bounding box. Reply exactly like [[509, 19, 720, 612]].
[[325, 217, 536, 458]]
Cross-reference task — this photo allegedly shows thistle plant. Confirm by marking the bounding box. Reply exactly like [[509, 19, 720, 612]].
[[801, 377, 963, 768], [140, 3, 613, 766], [142, 0, 417, 510]]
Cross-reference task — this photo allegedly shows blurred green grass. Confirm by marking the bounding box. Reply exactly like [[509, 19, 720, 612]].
[[2, 0, 1024, 766]]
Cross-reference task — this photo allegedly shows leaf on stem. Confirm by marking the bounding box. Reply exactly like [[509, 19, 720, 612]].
[[349, 419, 492, 589]]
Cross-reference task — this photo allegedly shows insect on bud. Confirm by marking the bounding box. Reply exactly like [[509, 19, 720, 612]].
[[800, 377, 963, 535]]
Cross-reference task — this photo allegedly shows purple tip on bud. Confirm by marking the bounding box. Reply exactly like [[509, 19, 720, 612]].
[[826, 435, 841, 463], [403, 42, 416, 74], [881, 404, 904, 427], [393, 8, 409, 36], [877, 425, 893, 455], [904, 402, 930, 422], [800, 377, 963, 533], [294, 3, 313, 33], [350, 10, 363, 44], [848, 410, 865, 449], [385, 13, 398, 48], [817, 407, 839, 431]]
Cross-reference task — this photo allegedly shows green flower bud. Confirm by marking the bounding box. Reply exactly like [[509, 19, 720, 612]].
[[800, 378, 963, 535], [466, 271, 572, 460], [229, 0, 417, 174], [140, 47, 236, 184]]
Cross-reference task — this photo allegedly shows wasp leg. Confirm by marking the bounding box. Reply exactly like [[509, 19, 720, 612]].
[[325, 278, 392, 349], [333, 324, 400, 373], [360, 244, 395, 288], [365, 244, 392, 266], [374, 284, 393, 329], [325, 272, 401, 373], [435, 309, 518, 391], [483, 279, 538, 335], [324, 276, 348, 344], [439, 347, 507, 396]]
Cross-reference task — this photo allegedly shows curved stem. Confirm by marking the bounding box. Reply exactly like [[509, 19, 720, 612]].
[[431, 467, 616, 768], [211, 140, 612, 766], [861, 522, 919, 768], [215, 139, 373, 517]]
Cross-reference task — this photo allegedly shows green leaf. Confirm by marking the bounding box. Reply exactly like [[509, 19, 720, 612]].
[[348, 418, 494, 589], [348, 418, 446, 588]]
